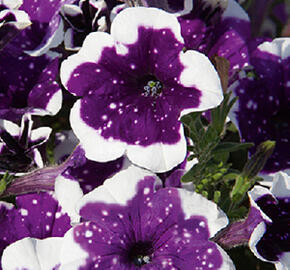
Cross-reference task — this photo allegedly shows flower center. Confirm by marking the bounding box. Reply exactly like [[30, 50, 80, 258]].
[[139, 74, 163, 98], [128, 241, 153, 267]]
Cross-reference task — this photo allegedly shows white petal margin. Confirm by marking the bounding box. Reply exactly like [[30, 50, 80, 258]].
[[55, 174, 83, 225], [126, 125, 187, 173], [0, 9, 31, 30], [60, 31, 114, 92], [45, 88, 63, 116], [257, 38, 290, 59], [76, 165, 161, 212], [25, 19, 64, 57], [259, 169, 290, 188], [248, 222, 268, 262], [275, 253, 290, 270], [216, 244, 236, 270], [111, 7, 184, 46], [1, 0, 23, 9], [1, 237, 63, 270], [59, 227, 88, 270], [179, 50, 223, 116], [270, 172, 290, 198], [30, 127, 52, 147], [0, 119, 20, 137], [248, 186, 272, 222], [70, 100, 127, 162], [222, 0, 249, 21], [177, 189, 228, 237]]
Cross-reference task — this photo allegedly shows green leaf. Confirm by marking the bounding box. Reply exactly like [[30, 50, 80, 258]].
[[0, 172, 13, 196], [181, 164, 201, 183], [212, 142, 254, 154], [214, 190, 221, 204]]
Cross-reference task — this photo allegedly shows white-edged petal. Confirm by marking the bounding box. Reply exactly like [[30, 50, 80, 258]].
[[222, 0, 249, 21], [60, 31, 114, 90], [216, 243, 236, 270], [60, 228, 88, 270], [126, 125, 187, 173], [25, 20, 64, 57], [0, 119, 20, 137], [77, 165, 160, 212], [30, 127, 52, 145], [257, 38, 290, 59], [111, 7, 184, 45], [179, 50, 223, 115], [70, 100, 127, 162], [275, 252, 290, 270], [55, 174, 83, 224], [248, 222, 268, 262], [270, 172, 290, 198], [45, 88, 63, 116], [259, 169, 290, 188], [1, 237, 63, 270], [248, 186, 273, 222], [178, 189, 228, 237]]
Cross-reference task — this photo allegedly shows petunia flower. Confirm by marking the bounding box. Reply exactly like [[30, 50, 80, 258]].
[[61, 0, 110, 51], [60, 7, 223, 173], [229, 38, 290, 175], [0, 48, 62, 120], [59, 165, 234, 269], [13, 0, 74, 56], [0, 0, 31, 50], [248, 172, 290, 270], [0, 192, 72, 269], [0, 115, 51, 173], [177, 0, 251, 77]]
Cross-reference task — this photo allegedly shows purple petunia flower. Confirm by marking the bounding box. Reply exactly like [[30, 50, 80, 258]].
[[0, 192, 72, 269], [0, 0, 31, 50], [58, 165, 234, 269], [229, 38, 290, 175], [60, 7, 223, 173], [177, 0, 251, 77], [0, 48, 62, 120], [248, 172, 290, 270], [13, 0, 74, 56], [61, 0, 110, 51]]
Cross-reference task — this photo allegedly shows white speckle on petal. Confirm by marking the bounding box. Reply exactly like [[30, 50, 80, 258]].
[[20, 209, 28, 216]]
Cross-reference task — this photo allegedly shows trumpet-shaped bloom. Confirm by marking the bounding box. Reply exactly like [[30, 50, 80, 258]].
[[59, 165, 234, 269], [61, 7, 223, 172]]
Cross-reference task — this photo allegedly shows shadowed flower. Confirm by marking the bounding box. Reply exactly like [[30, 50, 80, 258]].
[[0, 115, 51, 173], [229, 38, 290, 175], [248, 172, 290, 270], [0, 48, 63, 120], [61, 7, 223, 173], [61, 0, 111, 51], [0, 0, 31, 50]]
